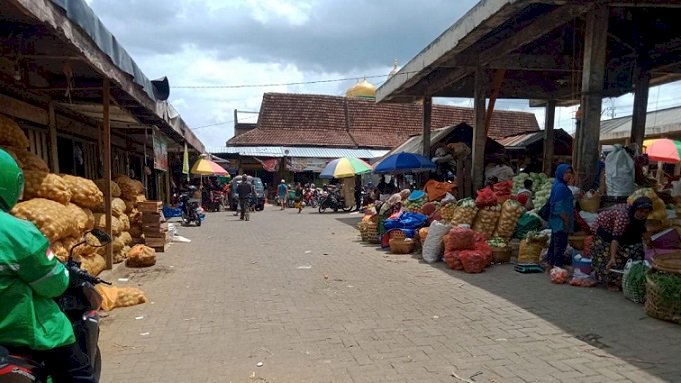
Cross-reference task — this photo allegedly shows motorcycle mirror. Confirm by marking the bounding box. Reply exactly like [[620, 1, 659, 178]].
[[87, 229, 112, 247]]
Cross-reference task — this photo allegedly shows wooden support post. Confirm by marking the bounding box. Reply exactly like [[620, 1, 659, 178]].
[[102, 78, 113, 270], [422, 97, 432, 157], [576, 4, 609, 190], [47, 101, 59, 173], [630, 68, 650, 150], [472, 67, 487, 191], [543, 100, 556, 175]]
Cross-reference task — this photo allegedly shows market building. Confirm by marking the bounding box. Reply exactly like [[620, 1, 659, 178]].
[[214, 85, 539, 188], [0, 0, 204, 269]]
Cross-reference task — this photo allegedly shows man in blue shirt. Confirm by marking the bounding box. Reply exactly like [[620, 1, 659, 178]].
[[277, 180, 288, 210]]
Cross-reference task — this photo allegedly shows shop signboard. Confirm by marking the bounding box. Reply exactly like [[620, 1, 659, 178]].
[[288, 158, 328, 173], [153, 135, 168, 171]]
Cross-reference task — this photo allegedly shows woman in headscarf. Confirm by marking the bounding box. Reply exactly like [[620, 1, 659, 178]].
[[546, 164, 575, 268], [591, 197, 653, 289]]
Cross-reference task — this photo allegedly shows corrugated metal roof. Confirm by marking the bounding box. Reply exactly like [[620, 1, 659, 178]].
[[387, 126, 459, 155], [495, 131, 544, 148], [207, 146, 387, 159], [600, 106, 681, 142]]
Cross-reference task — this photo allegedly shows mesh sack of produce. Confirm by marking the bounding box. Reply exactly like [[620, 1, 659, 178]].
[[452, 198, 478, 226], [474, 241, 494, 267], [65, 203, 90, 233], [114, 245, 131, 264], [472, 205, 501, 234], [93, 213, 122, 235], [112, 198, 126, 217], [129, 224, 143, 238], [23, 170, 71, 204], [82, 208, 95, 231], [95, 285, 147, 311], [475, 187, 498, 207], [112, 235, 125, 253], [11, 198, 78, 242], [94, 178, 121, 198], [50, 241, 68, 262], [123, 199, 136, 214], [118, 214, 130, 231], [444, 250, 463, 270], [439, 203, 457, 222], [78, 253, 106, 276], [445, 226, 475, 251], [518, 239, 544, 264], [0, 146, 23, 168], [135, 194, 146, 204], [61, 175, 103, 208], [15, 151, 49, 172], [126, 244, 156, 268], [418, 227, 429, 243], [460, 250, 486, 273], [119, 231, 132, 245], [114, 175, 144, 199], [63, 234, 101, 258], [0, 114, 29, 149], [550, 267, 569, 284], [493, 199, 525, 239]]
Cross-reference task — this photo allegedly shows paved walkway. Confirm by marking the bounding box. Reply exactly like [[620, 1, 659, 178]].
[[99, 207, 681, 383]]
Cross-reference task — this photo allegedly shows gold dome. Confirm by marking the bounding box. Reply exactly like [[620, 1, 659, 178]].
[[346, 78, 376, 99]]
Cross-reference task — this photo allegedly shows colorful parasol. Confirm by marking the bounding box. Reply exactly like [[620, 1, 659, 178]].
[[190, 158, 230, 175], [373, 152, 436, 174], [644, 138, 681, 164], [319, 157, 372, 179]]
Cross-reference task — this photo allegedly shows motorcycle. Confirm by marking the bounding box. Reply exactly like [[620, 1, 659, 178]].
[[205, 190, 225, 213], [318, 190, 352, 213], [304, 188, 318, 208], [179, 191, 201, 227], [0, 228, 112, 383]]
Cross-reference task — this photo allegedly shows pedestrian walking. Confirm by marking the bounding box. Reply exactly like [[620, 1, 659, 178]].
[[277, 179, 288, 210], [546, 164, 574, 268], [237, 175, 255, 221], [294, 183, 304, 214]]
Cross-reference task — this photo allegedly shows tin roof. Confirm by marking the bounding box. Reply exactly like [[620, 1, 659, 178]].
[[207, 146, 388, 159]]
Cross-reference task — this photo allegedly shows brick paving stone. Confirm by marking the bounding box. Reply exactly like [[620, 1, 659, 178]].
[[98, 208, 681, 382]]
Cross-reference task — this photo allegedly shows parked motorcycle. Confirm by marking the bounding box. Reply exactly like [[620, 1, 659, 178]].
[[304, 187, 318, 208], [318, 190, 352, 213], [179, 189, 201, 227], [0, 229, 112, 383], [205, 190, 225, 212]]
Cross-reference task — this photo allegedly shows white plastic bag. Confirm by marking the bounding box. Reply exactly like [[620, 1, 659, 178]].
[[605, 145, 634, 197], [422, 221, 451, 264]]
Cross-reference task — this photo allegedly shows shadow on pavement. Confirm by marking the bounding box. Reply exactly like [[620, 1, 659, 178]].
[[335, 215, 363, 228], [425, 261, 681, 381]]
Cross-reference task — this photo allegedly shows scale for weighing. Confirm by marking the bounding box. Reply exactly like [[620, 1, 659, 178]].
[[514, 263, 545, 273]]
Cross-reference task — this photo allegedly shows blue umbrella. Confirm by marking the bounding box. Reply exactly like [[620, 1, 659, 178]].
[[373, 152, 437, 174]]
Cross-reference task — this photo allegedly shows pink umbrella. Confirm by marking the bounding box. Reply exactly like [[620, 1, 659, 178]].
[[646, 138, 681, 164]]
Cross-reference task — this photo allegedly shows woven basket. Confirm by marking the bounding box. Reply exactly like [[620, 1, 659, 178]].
[[579, 196, 600, 213], [389, 230, 406, 240], [645, 272, 681, 324], [652, 252, 681, 274], [365, 223, 380, 244], [491, 246, 511, 264], [389, 238, 415, 254]]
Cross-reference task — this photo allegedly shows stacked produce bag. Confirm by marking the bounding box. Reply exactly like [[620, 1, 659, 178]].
[[442, 226, 493, 273]]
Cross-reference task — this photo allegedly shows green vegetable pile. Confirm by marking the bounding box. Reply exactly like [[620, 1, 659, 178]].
[[512, 172, 553, 214], [649, 272, 681, 305], [623, 262, 649, 302], [487, 237, 507, 248], [457, 198, 476, 208]]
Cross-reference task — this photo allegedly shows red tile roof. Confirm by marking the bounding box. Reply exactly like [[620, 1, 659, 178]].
[[227, 93, 539, 149]]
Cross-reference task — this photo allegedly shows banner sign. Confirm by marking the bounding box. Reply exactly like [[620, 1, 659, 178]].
[[153, 135, 168, 171], [288, 158, 328, 173]]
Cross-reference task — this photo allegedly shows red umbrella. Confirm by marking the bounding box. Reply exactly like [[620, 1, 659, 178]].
[[646, 138, 681, 164]]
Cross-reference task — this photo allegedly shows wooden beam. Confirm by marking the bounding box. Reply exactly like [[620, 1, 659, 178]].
[[477, 4, 591, 66], [485, 69, 505, 135], [630, 68, 650, 148], [576, 4, 609, 190], [0, 93, 48, 125], [422, 97, 432, 157], [543, 100, 557, 174], [47, 101, 59, 173], [472, 67, 487, 191], [102, 78, 113, 270]]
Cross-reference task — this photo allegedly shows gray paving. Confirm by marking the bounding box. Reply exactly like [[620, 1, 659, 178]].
[[99, 207, 681, 383]]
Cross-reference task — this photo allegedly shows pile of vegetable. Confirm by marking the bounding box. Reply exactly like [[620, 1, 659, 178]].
[[439, 202, 457, 222], [493, 199, 525, 240], [472, 204, 501, 234], [648, 272, 681, 304], [512, 173, 554, 214], [487, 236, 507, 248]]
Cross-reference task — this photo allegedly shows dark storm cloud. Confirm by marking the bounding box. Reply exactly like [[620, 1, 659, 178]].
[[88, 0, 477, 72]]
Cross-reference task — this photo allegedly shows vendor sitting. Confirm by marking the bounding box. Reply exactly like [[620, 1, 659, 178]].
[[516, 179, 534, 210], [590, 197, 653, 290]]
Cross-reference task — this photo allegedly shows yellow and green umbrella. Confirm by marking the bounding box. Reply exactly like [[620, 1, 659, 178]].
[[319, 157, 372, 179]]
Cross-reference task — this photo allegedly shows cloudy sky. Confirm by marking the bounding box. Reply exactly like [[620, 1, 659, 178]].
[[86, 0, 681, 148]]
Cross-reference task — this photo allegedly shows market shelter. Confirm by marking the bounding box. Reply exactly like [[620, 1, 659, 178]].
[[0, 0, 204, 269], [377, 0, 681, 190]]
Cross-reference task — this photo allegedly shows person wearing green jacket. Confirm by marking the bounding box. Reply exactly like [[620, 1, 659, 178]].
[[0, 148, 96, 382]]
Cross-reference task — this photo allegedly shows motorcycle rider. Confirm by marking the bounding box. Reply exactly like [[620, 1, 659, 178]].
[[0, 148, 96, 382], [237, 174, 255, 220]]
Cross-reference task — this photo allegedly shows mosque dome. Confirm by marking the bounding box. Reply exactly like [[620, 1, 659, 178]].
[[346, 78, 376, 99]]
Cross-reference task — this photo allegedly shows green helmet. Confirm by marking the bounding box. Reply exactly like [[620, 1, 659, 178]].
[[0, 148, 24, 212]]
